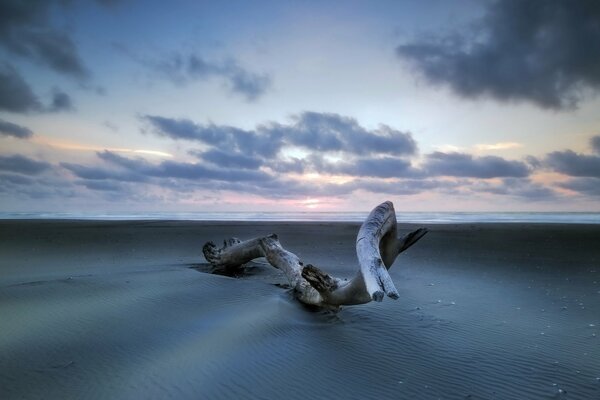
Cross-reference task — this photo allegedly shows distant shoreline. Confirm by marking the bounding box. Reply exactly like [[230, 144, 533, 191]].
[[1, 211, 599, 224]]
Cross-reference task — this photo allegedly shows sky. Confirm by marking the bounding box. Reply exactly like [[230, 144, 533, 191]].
[[1, 0, 600, 213]]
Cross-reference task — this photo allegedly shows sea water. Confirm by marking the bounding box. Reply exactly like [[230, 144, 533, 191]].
[[1, 211, 599, 224]]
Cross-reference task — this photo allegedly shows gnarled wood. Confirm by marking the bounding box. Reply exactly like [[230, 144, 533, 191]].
[[202, 201, 427, 307]]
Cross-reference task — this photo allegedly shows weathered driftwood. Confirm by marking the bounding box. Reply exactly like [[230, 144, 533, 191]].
[[202, 201, 427, 308]]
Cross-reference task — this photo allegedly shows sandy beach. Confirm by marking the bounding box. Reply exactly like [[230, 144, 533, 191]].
[[1, 220, 599, 399]]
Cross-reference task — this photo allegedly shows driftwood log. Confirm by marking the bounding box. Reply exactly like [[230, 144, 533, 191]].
[[202, 201, 427, 308]]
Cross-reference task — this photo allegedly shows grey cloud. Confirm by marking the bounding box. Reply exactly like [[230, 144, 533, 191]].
[[87, 151, 360, 199], [144, 112, 427, 181], [225, 177, 356, 199], [473, 178, 557, 200], [267, 157, 306, 174], [559, 177, 600, 196], [316, 156, 418, 178], [546, 150, 600, 178], [96, 150, 156, 172], [0, 63, 76, 113], [357, 125, 417, 155], [0, 63, 41, 113], [271, 112, 417, 156], [0, 118, 33, 139], [525, 155, 542, 169], [397, 0, 600, 109], [103, 120, 119, 132], [267, 154, 418, 179], [151, 52, 271, 101], [0, 1, 88, 79], [77, 180, 127, 192], [423, 152, 530, 178], [0, 154, 51, 175], [16, 30, 88, 79], [143, 115, 277, 156], [194, 149, 263, 170], [144, 111, 417, 158], [591, 135, 600, 154], [61, 162, 146, 182], [0, 170, 79, 201], [97, 150, 273, 183], [160, 160, 271, 182], [0, 173, 35, 185], [354, 178, 457, 196], [55, 153, 556, 203], [64, 153, 273, 198], [228, 67, 271, 101], [144, 115, 206, 141], [209, 175, 448, 200], [49, 90, 74, 112]]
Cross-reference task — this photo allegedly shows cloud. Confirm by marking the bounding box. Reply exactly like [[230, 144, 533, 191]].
[[0, 1, 89, 80], [559, 177, 600, 196], [0, 118, 33, 139], [144, 111, 417, 158], [473, 178, 558, 200], [397, 0, 600, 109], [354, 178, 458, 196], [47, 145, 564, 205], [60, 150, 312, 200], [0, 154, 51, 175], [591, 135, 600, 154], [0, 170, 77, 201], [0, 63, 41, 113], [315, 156, 419, 178], [103, 120, 119, 132], [61, 162, 146, 182], [159, 160, 272, 182], [227, 66, 271, 101], [423, 152, 530, 178], [143, 115, 271, 155], [194, 149, 263, 170], [546, 150, 600, 178], [273, 112, 418, 156], [0, 63, 76, 113], [76, 179, 127, 192], [97, 150, 273, 183], [0, 173, 34, 186], [144, 113, 537, 183], [49, 89, 74, 112], [142, 51, 271, 101]]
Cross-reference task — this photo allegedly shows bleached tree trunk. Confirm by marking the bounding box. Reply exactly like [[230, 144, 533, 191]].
[[202, 201, 427, 308]]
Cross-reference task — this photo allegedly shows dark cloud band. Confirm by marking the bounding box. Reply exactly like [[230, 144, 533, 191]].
[[397, 0, 600, 109], [144, 111, 418, 159], [0, 119, 33, 139]]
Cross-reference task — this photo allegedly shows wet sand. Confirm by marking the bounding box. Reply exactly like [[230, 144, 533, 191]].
[[1, 220, 599, 399]]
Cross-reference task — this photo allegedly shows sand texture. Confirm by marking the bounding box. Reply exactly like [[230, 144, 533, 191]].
[[1, 220, 599, 399]]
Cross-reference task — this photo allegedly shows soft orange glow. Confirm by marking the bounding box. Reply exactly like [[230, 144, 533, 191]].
[[474, 142, 523, 151], [436, 142, 523, 153], [530, 171, 576, 196], [32, 136, 173, 158]]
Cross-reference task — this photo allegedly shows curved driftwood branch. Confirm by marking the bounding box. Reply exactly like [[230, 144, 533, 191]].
[[202, 201, 427, 308]]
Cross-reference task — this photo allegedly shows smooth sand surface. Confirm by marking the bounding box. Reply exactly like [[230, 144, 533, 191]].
[[1, 220, 599, 399]]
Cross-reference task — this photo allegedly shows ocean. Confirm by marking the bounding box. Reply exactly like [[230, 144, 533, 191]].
[[1, 211, 599, 224]]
